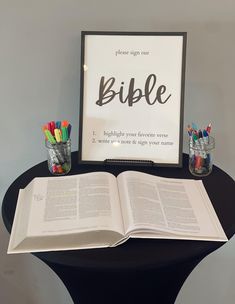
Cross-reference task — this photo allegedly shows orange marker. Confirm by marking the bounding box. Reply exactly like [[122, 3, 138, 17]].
[[42, 125, 48, 140], [61, 120, 69, 127], [57, 165, 63, 173]]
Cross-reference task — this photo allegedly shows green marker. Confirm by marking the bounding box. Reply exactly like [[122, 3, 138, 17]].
[[61, 127, 68, 142], [44, 129, 56, 144]]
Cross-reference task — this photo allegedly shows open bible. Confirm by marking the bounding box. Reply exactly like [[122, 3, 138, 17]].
[[8, 171, 227, 254]]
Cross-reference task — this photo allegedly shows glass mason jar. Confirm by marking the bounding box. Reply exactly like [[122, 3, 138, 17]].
[[45, 139, 71, 175], [189, 136, 215, 177]]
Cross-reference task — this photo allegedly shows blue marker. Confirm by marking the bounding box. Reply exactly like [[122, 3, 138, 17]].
[[202, 129, 209, 144], [192, 122, 198, 131], [56, 121, 61, 129]]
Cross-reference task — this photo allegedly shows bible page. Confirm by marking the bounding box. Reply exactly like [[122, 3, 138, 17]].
[[117, 171, 227, 241], [25, 172, 124, 237]]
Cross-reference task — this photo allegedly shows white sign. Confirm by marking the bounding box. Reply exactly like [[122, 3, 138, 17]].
[[79, 32, 186, 166]]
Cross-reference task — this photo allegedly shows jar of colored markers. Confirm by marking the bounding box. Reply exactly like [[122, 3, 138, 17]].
[[45, 139, 71, 175], [43, 120, 72, 175], [188, 123, 215, 177]]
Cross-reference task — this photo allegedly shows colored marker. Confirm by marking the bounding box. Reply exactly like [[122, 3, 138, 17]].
[[49, 121, 56, 136], [56, 121, 61, 129], [62, 120, 69, 128], [198, 130, 204, 148], [192, 122, 198, 131], [54, 128, 62, 143], [61, 126, 68, 142], [44, 129, 56, 144], [206, 123, 212, 133], [202, 129, 209, 144], [192, 133, 200, 147], [67, 124, 72, 138]]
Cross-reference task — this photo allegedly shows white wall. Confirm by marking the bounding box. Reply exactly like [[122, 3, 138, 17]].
[[1, 1, 235, 303]]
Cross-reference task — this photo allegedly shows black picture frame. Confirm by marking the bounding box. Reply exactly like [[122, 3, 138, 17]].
[[79, 31, 187, 167]]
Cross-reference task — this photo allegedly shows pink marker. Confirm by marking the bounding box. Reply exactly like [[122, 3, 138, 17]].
[[206, 123, 212, 133], [49, 121, 56, 136]]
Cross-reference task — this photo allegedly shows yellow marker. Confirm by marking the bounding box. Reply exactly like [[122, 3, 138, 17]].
[[54, 128, 61, 143]]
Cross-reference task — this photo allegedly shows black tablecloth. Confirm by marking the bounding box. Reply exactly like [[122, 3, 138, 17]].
[[2, 153, 235, 270]]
